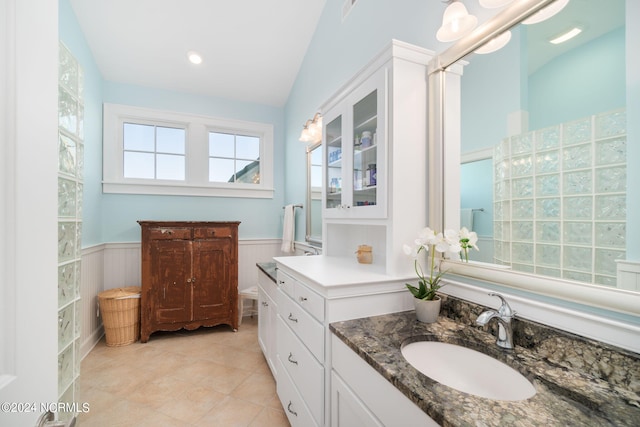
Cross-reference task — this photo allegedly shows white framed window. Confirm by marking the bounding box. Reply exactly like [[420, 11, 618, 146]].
[[208, 131, 260, 184], [123, 123, 186, 180], [103, 103, 274, 198]]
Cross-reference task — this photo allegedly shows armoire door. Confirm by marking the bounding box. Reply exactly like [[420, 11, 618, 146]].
[[192, 239, 232, 321], [150, 239, 192, 323]]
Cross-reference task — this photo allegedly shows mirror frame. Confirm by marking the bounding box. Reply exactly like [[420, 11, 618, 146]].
[[427, 0, 639, 316], [306, 140, 322, 247]]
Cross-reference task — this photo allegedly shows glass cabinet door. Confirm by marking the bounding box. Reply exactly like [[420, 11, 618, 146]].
[[352, 90, 377, 208], [325, 114, 343, 210]]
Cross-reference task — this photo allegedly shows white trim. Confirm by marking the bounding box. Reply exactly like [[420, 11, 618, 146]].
[[461, 147, 493, 163], [441, 259, 640, 317], [440, 277, 640, 353], [103, 103, 274, 198], [102, 180, 274, 198], [428, 0, 636, 320]]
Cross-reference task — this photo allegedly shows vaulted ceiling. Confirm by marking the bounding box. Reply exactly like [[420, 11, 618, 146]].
[[70, 0, 327, 107]]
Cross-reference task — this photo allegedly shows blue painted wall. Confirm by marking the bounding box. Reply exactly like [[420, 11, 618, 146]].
[[61, 0, 638, 265], [459, 23, 629, 242], [529, 27, 625, 129], [59, 0, 104, 246], [60, 0, 285, 244]]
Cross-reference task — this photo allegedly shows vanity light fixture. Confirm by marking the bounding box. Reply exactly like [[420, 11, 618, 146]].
[[522, 0, 569, 25], [475, 30, 512, 54], [299, 113, 323, 143], [549, 26, 582, 44], [436, 1, 478, 43], [187, 51, 203, 65]]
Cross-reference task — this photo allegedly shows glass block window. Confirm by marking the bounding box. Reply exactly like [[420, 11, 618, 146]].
[[493, 109, 626, 287], [58, 42, 83, 410], [123, 123, 186, 180], [209, 132, 260, 184], [103, 103, 274, 198]]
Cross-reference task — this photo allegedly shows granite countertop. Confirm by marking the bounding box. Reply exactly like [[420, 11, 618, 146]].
[[257, 261, 277, 283], [330, 300, 640, 427]]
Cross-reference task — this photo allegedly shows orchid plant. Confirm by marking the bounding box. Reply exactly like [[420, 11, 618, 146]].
[[458, 226, 479, 262], [403, 227, 479, 301]]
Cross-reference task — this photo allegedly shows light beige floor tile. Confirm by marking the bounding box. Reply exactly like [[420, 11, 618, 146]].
[[155, 383, 225, 425], [231, 372, 281, 409], [194, 395, 263, 427], [79, 316, 286, 426], [249, 406, 290, 427]]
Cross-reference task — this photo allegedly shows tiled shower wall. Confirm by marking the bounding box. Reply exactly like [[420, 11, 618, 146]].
[[493, 109, 626, 287], [58, 42, 84, 412]]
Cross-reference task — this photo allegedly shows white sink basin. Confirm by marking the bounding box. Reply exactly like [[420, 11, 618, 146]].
[[401, 341, 536, 401]]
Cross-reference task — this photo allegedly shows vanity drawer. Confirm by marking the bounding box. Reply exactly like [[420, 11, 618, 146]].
[[277, 270, 325, 322], [258, 269, 279, 302], [193, 226, 233, 239], [277, 269, 295, 298], [278, 289, 324, 362], [295, 284, 324, 322], [147, 227, 191, 240], [277, 316, 324, 425], [277, 358, 319, 427]]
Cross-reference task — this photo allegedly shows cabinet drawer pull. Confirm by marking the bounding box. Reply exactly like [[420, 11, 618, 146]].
[[287, 401, 297, 417], [287, 352, 298, 365], [278, 280, 285, 285], [288, 313, 298, 323], [299, 296, 308, 302], [187, 278, 192, 283]]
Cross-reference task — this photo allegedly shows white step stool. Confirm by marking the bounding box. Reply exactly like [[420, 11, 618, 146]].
[[238, 285, 259, 325]]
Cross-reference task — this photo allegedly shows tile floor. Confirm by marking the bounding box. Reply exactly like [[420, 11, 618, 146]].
[[78, 317, 290, 426]]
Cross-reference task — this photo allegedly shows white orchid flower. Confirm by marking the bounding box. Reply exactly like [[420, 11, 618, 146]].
[[417, 227, 438, 246], [405, 226, 479, 301], [403, 243, 418, 258], [459, 227, 479, 250]]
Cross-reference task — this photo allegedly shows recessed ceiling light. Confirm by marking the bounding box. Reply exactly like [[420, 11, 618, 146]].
[[187, 51, 203, 65], [549, 27, 582, 44]]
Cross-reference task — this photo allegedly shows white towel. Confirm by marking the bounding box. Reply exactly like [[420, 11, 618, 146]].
[[461, 208, 474, 231], [281, 204, 295, 253]]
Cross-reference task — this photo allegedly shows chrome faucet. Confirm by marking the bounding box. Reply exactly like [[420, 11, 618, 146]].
[[476, 293, 515, 350]]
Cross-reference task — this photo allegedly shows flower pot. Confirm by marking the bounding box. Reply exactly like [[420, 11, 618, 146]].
[[414, 296, 441, 323]]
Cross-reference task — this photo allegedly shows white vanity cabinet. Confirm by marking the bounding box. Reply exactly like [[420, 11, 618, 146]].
[[257, 269, 278, 378], [276, 268, 325, 427], [274, 256, 414, 427], [331, 335, 439, 427]]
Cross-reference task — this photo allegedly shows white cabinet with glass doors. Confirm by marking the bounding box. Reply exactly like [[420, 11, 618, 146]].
[[323, 68, 386, 219]]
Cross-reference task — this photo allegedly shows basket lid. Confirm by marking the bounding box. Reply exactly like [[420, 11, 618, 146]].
[[98, 286, 141, 300]]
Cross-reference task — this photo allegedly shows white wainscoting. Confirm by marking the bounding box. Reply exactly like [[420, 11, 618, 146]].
[[80, 238, 286, 359]]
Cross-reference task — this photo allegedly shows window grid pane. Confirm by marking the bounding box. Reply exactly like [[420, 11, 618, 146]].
[[123, 123, 185, 180], [209, 131, 260, 184]]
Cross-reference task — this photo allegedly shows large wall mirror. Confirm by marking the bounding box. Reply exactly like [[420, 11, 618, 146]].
[[429, 0, 639, 316], [306, 141, 323, 247]]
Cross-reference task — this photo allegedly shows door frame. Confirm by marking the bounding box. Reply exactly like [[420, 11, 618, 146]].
[[0, 0, 59, 425]]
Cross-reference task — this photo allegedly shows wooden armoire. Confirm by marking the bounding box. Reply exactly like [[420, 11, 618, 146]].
[[138, 221, 240, 342]]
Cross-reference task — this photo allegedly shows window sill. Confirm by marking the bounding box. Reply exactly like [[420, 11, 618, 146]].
[[102, 180, 274, 199]]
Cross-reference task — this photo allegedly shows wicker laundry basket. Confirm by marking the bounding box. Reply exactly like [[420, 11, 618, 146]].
[[98, 286, 141, 347]]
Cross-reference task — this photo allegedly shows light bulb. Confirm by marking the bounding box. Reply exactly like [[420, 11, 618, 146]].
[[437, 2, 478, 43]]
